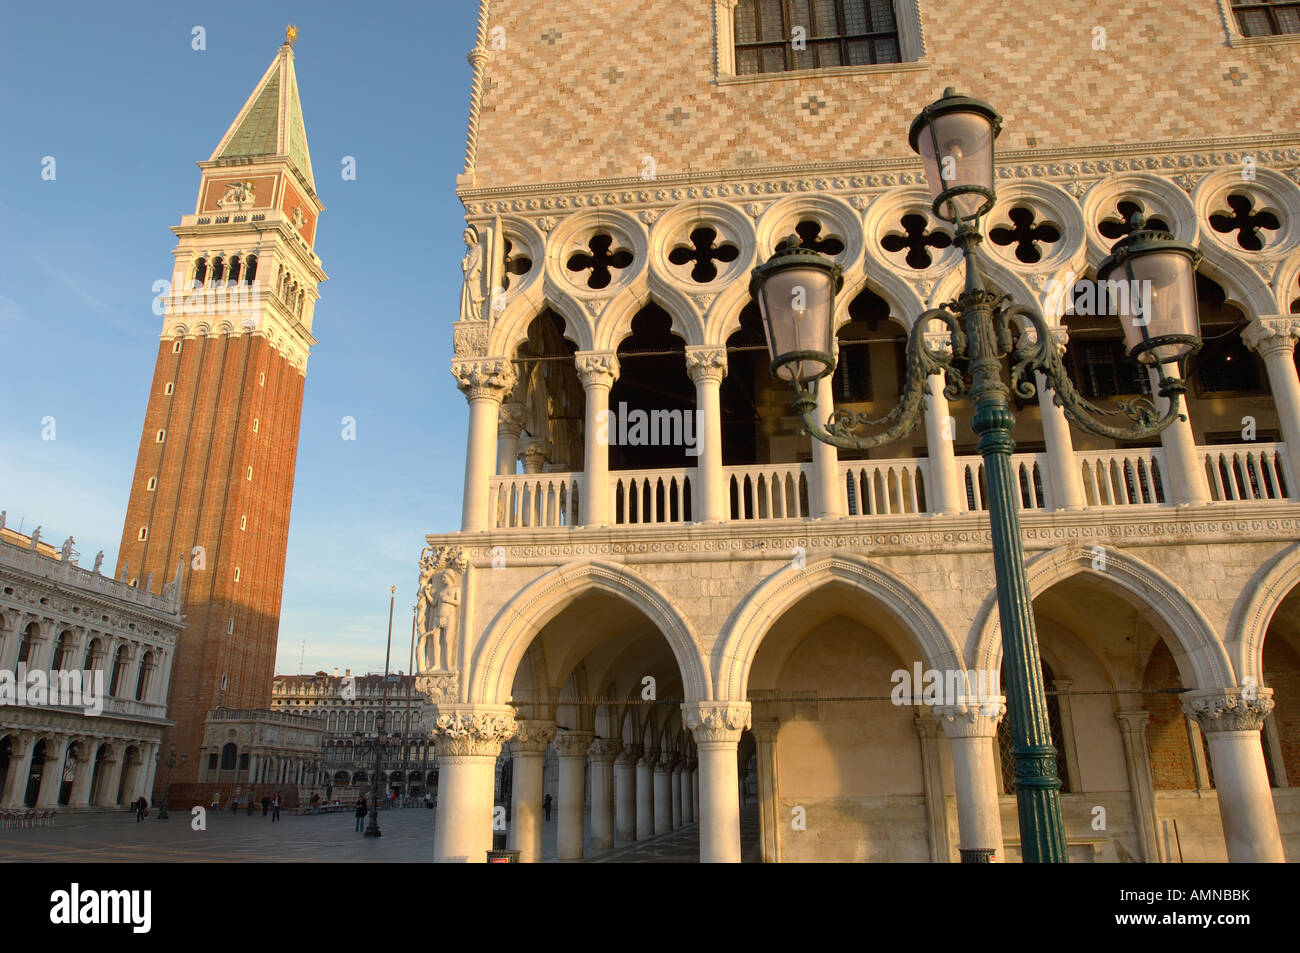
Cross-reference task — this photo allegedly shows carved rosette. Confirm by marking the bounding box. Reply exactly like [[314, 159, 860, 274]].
[[587, 737, 623, 764], [507, 720, 557, 755], [934, 699, 1005, 739], [685, 346, 728, 384], [452, 357, 517, 400], [681, 701, 752, 745], [432, 708, 517, 758], [553, 730, 595, 758], [1242, 317, 1300, 358], [1183, 689, 1275, 733], [574, 351, 620, 389]]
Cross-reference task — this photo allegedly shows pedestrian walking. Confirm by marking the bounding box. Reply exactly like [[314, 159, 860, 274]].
[[246, 794, 255, 816], [354, 796, 367, 832], [211, 791, 220, 812], [134, 795, 148, 822], [262, 794, 270, 817], [311, 793, 320, 815], [231, 791, 239, 813], [272, 791, 282, 822], [543, 793, 552, 822]]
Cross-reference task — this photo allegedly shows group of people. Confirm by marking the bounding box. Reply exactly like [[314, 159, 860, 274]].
[[207, 790, 285, 820]]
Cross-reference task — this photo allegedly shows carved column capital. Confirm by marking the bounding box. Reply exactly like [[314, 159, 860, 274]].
[[1242, 316, 1300, 358], [1113, 709, 1151, 734], [616, 743, 642, 767], [552, 729, 595, 758], [588, 738, 623, 764], [685, 346, 728, 384], [431, 706, 517, 758], [681, 701, 752, 745], [934, 698, 1005, 739], [1182, 688, 1274, 733], [507, 719, 556, 755], [452, 357, 517, 400], [497, 401, 526, 437], [574, 350, 620, 388], [518, 440, 550, 473]]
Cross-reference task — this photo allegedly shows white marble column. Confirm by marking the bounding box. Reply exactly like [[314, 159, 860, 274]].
[[68, 742, 96, 808], [614, 744, 640, 842], [686, 347, 728, 522], [1026, 329, 1085, 510], [431, 708, 517, 863], [914, 712, 952, 862], [636, 747, 656, 841], [1184, 689, 1284, 862], [1149, 366, 1211, 504], [809, 375, 843, 518], [0, 735, 34, 808], [692, 760, 700, 820], [935, 701, 1006, 860], [588, 738, 621, 850], [752, 722, 780, 862], [496, 402, 525, 475], [507, 721, 555, 863], [453, 359, 517, 532], [921, 328, 966, 514], [95, 744, 125, 807], [139, 743, 160, 803], [553, 730, 593, 860], [671, 755, 684, 829], [1243, 317, 1300, 484], [653, 753, 672, 835], [682, 756, 696, 825], [1114, 709, 1161, 863], [683, 701, 750, 863], [576, 351, 619, 527]]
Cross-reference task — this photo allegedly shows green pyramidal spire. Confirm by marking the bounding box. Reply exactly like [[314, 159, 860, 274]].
[[210, 37, 315, 191]]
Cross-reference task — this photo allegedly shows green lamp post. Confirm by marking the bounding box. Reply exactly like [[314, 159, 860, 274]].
[[751, 88, 1203, 863]]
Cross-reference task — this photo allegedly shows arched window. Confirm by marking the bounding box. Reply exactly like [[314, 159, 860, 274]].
[[220, 742, 238, 771], [134, 651, 154, 701], [997, 659, 1071, 794], [51, 632, 70, 671], [82, 637, 102, 672], [109, 645, 130, 696], [17, 623, 38, 666], [244, 255, 257, 284], [211, 257, 225, 283], [193, 257, 208, 287], [346, 710, 356, 733], [228, 255, 242, 285]]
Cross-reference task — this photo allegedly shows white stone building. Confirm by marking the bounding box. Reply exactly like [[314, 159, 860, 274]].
[[271, 671, 436, 801], [0, 524, 183, 811], [418, 0, 1300, 862]]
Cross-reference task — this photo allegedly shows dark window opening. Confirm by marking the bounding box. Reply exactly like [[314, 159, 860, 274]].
[[735, 0, 902, 74]]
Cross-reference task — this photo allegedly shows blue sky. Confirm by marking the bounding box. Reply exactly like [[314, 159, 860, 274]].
[[0, 2, 478, 675]]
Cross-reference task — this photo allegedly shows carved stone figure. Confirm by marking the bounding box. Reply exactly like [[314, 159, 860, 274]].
[[415, 545, 468, 673], [218, 180, 255, 208], [146, 571, 155, 591], [29, 526, 41, 550], [61, 536, 75, 560], [92, 551, 104, 574], [119, 560, 129, 583], [460, 226, 485, 323]]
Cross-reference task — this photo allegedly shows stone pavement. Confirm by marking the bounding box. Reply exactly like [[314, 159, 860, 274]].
[[0, 801, 762, 863]]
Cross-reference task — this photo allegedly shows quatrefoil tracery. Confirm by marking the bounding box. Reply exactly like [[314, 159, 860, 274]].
[[668, 226, 740, 283], [566, 233, 634, 289]]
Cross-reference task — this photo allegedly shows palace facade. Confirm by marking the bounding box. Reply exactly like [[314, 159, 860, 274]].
[[423, 0, 1300, 862]]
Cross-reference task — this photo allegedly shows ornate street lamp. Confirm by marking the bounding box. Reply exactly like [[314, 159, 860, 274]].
[[751, 88, 1202, 863], [156, 744, 187, 820]]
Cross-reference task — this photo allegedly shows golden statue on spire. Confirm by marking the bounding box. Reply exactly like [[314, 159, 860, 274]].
[[285, 24, 299, 47]]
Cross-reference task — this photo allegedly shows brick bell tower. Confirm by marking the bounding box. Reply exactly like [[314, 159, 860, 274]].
[[116, 28, 325, 791]]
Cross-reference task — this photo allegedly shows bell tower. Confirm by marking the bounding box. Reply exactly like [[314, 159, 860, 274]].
[[116, 28, 326, 790]]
